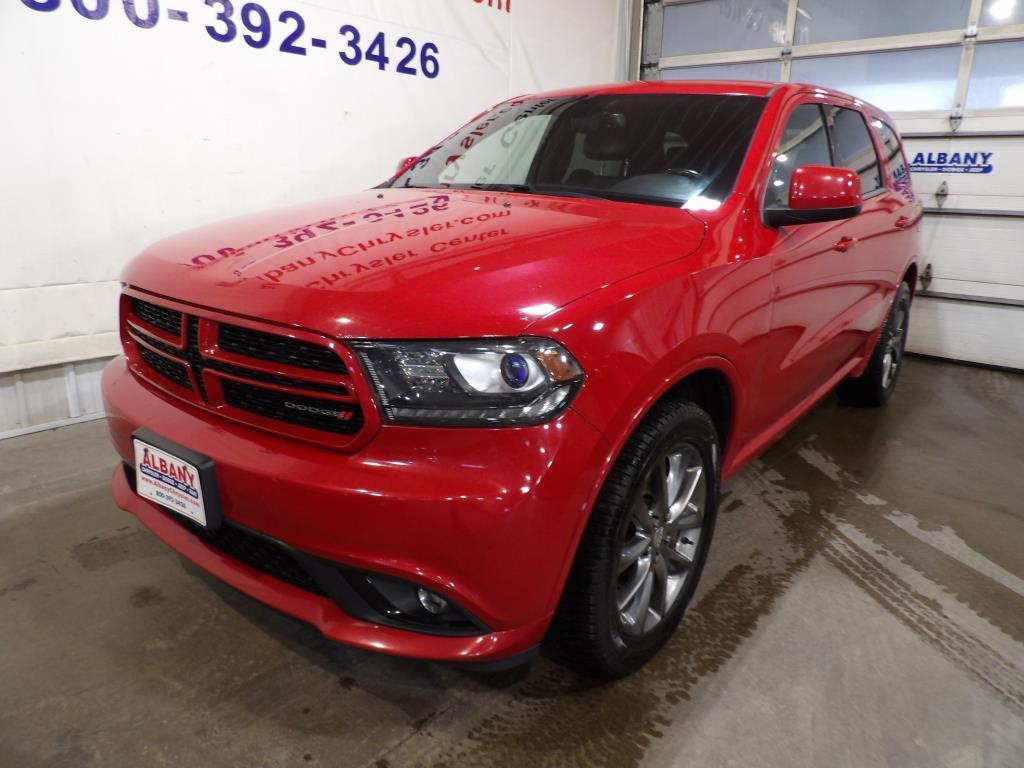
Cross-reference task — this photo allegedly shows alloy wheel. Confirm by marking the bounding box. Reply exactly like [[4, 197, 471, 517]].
[[882, 300, 908, 390], [616, 443, 707, 636]]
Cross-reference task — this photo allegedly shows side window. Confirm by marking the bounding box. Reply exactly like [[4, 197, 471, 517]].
[[873, 120, 913, 197], [825, 106, 883, 195], [767, 104, 832, 207]]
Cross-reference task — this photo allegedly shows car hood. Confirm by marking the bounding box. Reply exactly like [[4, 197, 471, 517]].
[[123, 188, 707, 339]]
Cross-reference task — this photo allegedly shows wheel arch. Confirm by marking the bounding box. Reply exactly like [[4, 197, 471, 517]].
[[658, 367, 735, 459], [547, 355, 742, 614], [580, 353, 743, 507], [546, 358, 740, 639]]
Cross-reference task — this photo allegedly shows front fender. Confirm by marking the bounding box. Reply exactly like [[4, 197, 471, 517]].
[[531, 256, 770, 475]]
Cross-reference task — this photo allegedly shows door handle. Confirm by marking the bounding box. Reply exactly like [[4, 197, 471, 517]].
[[895, 216, 913, 230], [833, 236, 858, 253]]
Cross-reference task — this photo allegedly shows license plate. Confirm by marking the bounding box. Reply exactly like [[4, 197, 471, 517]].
[[132, 429, 221, 528]]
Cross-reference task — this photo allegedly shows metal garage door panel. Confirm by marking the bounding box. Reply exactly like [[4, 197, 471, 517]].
[[920, 215, 1024, 301], [899, 127, 1023, 369], [908, 297, 1024, 370]]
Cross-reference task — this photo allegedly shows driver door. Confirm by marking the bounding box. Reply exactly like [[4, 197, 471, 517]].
[[761, 98, 876, 421]]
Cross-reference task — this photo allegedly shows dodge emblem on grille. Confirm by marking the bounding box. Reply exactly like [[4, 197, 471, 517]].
[[284, 401, 352, 420]]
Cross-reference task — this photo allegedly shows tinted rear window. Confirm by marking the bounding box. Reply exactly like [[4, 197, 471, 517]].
[[873, 120, 912, 192]]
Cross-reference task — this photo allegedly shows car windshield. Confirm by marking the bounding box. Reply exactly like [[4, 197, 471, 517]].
[[389, 93, 767, 208]]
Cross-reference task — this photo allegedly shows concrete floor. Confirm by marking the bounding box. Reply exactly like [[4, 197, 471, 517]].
[[1, 357, 1022, 768]]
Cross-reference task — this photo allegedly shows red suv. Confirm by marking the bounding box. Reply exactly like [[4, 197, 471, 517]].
[[103, 81, 921, 676]]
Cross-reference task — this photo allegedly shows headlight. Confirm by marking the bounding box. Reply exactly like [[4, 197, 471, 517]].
[[351, 338, 584, 426]]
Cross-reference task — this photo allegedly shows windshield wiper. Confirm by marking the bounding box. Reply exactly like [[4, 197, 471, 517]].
[[468, 183, 533, 193], [530, 185, 612, 201], [468, 183, 608, 201]]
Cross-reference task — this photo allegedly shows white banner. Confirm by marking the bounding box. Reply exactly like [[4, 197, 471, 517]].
[[0, 0, 626, 371]]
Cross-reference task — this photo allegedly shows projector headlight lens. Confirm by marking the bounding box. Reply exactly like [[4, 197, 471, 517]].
[[500, 353, 531, 389], [351, 338, 584, 426]]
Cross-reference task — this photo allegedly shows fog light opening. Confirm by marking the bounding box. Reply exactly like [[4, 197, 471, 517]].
[[417, 588, 449, 615], [346, 572, 485, 635]]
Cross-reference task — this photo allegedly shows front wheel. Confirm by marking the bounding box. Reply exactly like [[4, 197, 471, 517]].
[[838, 281, 911, 407], [550, 401, 719, 677]]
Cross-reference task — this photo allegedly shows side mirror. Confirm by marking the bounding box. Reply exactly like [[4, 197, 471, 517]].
[[765, 165, 862, 227], [395, 156, 420, 177]]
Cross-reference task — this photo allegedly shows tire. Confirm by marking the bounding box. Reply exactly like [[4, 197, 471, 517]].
[[550, 400, 720, 677], [837, 281, 911, 407]]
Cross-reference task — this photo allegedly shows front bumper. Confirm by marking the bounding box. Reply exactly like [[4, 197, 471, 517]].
[[102, 357, 609, 662]]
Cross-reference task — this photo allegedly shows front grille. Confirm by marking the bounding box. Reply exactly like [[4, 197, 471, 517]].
[[218, 365, 349, 396], [138, 346, 191, 389], [131, 326, 348, 396], [222, 379, 363, 435], [124, 292, 365, 447], [185, 318, 209, 401], [133, 298, 182, 336], [219, 324, 347, 373]]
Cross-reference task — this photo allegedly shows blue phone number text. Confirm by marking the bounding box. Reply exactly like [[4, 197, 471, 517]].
[[21, 0, 441, 78]]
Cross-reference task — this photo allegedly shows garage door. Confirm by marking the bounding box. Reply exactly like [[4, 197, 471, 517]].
[[641, 0, 1024, 370]]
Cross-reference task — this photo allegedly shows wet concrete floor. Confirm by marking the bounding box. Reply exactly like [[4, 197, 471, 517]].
[[1, 357, 1022, 767]]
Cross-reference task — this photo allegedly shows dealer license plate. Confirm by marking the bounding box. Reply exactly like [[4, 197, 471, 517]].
[[133, 437, 208, 527]]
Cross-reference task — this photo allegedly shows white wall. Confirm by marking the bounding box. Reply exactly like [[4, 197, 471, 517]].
[[0, 0, 629, 377], [0, 0, 629, 435], [0, 358, 110, 438]]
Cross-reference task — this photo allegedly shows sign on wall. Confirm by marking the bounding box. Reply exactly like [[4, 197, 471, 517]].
[[18, 0, 447, 79], [1, 0, 624, 372], [904, 136, 1022, 211], [910, 151, 995, 175]]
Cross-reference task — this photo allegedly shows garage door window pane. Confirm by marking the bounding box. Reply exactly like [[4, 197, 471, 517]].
[[794, 0, 970, 44], [663, 0, 787, 56], [981, 0, 1024, 26], [662, 60, 782, 83], [966, 40, 1024, 109], [790, 48, 962, 112]]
